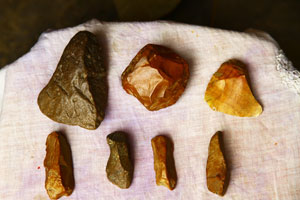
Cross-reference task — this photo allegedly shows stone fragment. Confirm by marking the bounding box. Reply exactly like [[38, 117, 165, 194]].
[[38, 31, 107, 130], [206, 131, 227, 196], [44, 132, 74, 199], [151, 135, 177, 190], [106, 131, 133, 189], [121, 44, 189, 111], [204, 59, 262, 117]]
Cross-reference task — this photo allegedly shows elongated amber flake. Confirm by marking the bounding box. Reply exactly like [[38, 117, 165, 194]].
[[206, 131, 228, 196], [44, 132, 74, 199], [151, 135, 177, 190]]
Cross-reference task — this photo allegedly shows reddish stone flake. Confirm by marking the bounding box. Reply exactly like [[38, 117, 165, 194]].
[[121, 44, 189, 111]]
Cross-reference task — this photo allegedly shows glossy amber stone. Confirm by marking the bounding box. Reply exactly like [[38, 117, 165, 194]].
[[121, 44, 189, 111], [205, 60, 262, 117]]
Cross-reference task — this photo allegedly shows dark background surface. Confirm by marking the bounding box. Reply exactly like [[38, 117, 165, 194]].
[[0, 0, 299, 69]]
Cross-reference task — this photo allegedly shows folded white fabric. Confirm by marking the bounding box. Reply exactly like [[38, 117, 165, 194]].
[[0, 20, 299, 200]]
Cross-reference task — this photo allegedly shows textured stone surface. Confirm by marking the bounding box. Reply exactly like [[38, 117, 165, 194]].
[[106, 131, 133, 189], [204, 59, 262, 117], [151, 135, 177, 190], [44, 132, 74, 199], [37, 31, 107, 130], [121, 44, 189, 111], [206, 131, 227, 196]]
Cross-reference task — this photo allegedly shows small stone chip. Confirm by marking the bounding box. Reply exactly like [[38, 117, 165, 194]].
[[106, 131, 133, 189], [44, 132, 74, 199], [151, 135, 177, 190], [38, 31, 107, 130], [206, 131, 228, 196]]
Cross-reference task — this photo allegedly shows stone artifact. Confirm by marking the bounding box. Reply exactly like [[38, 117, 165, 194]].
[[38, 31, 107, 130], [44, 132, 74, 199], [106, 131, 133, 189], [204, 59, 262, 117], [121, 44, 189, 111], [206, 131, 228, 196], [151, 135, 177, 190]]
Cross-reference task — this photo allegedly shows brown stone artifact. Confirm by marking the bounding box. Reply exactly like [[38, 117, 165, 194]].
[[44, 132, 74, 199], [151, 135, 177, 190], [37, 31, 107, 130], [204, 59, 262, 117], [206, 131, 228, 196], [121, 44, 189, 111], [106, 131, 133, 189]]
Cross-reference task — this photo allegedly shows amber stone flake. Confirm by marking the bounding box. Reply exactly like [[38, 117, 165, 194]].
[[151, 135, 177, 190], [44, 132, 74, 199], [106, 131, 133, 189], [206, 131, 228, 196], [204, 59, 262, 117], [122, 44, 189, 111]]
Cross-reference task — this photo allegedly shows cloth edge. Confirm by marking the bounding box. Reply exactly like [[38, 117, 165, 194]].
[[0, 68, 7, 120], [245, 28, 299, 96]]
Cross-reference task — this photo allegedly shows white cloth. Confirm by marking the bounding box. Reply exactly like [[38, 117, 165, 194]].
[[0, 20, 299, 200]]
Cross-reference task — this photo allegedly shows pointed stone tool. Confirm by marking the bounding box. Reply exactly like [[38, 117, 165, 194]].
[[37, 31, 107, 129]]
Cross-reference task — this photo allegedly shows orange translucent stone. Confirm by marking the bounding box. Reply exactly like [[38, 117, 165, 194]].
[[121, 44, 189, 111], [205, 60, 262, 117]]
